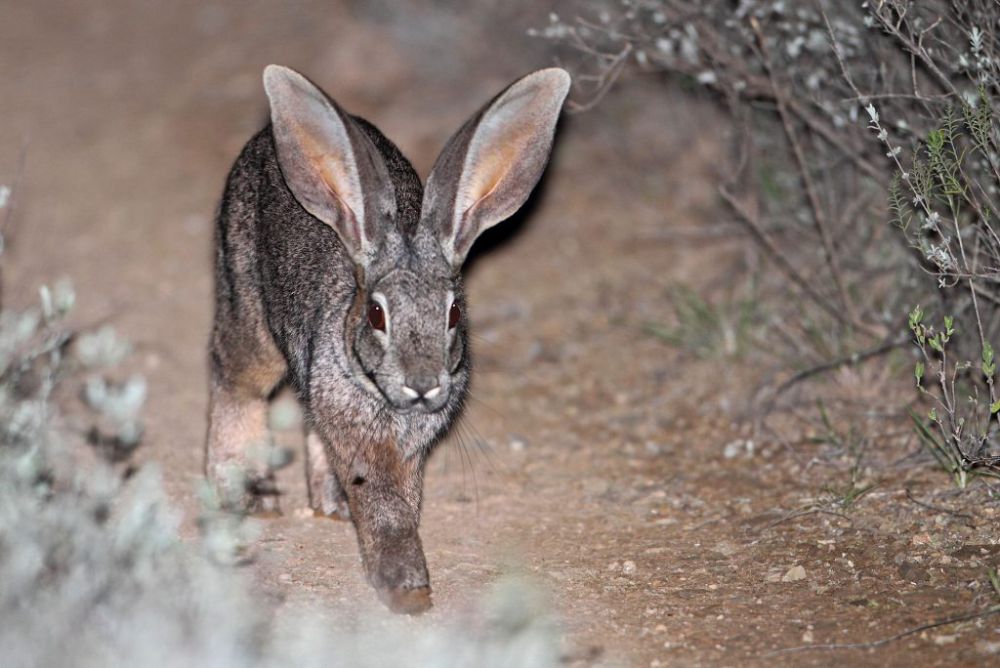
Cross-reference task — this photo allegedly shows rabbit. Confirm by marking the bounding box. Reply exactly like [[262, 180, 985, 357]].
[[204, 64, 570, 614]]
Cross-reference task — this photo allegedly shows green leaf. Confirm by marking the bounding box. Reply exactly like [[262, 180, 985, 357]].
[[914, 361, 925, 385], [909, 305, 924, 331], [990, 400, 1000, 414], [929, 335, 943, 353]]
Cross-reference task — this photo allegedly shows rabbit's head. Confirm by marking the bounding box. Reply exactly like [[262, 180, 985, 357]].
[[263, 65, 570, 414]]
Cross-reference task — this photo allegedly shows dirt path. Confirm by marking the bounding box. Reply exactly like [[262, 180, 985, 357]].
[[3, 3, 998, 666]]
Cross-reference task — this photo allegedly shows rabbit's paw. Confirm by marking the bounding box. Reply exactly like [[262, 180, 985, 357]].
[[368, 540, 432, 614], [384, 585, 432, 615]]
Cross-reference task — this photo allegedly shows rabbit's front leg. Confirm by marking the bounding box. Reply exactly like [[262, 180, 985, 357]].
[[317, 426, 432, 614]]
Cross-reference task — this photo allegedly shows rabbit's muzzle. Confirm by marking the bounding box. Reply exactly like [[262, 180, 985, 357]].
[[389, 372, 452, 413]]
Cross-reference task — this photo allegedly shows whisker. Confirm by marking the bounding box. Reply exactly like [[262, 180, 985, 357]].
[[453, 417, 481, 515], [456, 412, 502, 476], [464, 390, 508, 422]]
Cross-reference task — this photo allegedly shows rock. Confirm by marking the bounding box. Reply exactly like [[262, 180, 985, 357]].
[[781, 565, 807, 582], [723, 439, 754, 459], [584, 479, 611, 497], [623, 560, 637, 575], [509, 434, 528, 452]]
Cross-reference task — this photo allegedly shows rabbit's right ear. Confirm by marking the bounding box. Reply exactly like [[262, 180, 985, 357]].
[[264, 65, 390, 265]]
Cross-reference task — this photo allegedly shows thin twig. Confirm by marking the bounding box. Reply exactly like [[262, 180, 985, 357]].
[[719, 185, 882, 338], [767, 605, 1000, 655], [904, 488, 976, 521], [766, 334, 910, 404], [750, 17, 858, 326], [871, 5, 961, 100], [759, 507, 854, 532], [566, 42, 632, 113]]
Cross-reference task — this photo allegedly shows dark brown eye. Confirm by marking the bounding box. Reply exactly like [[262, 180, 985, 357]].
[[368, 302, 386, 332], [448, 301, 461, 330]]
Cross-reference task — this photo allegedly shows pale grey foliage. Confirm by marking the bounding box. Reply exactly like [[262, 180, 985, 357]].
[[0, 281, 563, 667]]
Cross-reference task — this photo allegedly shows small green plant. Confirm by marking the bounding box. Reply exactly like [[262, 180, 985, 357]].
[[643, 284, 760, 359], [812, 400, 877, 509], [908, 306, 1000, 487]]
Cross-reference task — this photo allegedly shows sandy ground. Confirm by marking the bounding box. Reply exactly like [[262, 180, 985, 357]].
[[3, 2, 1000, 666]]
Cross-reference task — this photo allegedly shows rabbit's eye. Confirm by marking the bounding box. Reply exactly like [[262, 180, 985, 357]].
[[368, 303, 386, 332], [448, 302, 461, 330]]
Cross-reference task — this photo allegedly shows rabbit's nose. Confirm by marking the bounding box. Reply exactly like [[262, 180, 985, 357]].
[[401, 375, 441, 401]]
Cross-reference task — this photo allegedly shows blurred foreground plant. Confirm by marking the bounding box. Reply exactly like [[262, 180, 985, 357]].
[[0, 275, 562, 666]]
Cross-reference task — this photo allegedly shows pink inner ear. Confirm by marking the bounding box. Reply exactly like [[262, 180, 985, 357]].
[[294, 124, 364, 215], [454, 121, 538, 252], [316, 158, 363, 249], [464, 135, 523, 204], [269, 85, 372, 260]]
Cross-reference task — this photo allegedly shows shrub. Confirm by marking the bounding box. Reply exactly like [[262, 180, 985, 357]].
[[536, 0, 1000, 481], [0, 277, 560, 667]]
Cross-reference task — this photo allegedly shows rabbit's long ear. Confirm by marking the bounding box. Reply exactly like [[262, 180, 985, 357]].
[[264, 65, 391, 265], [421, 68, 571, 267]]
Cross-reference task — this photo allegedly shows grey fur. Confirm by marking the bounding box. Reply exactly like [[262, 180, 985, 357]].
[[205, 65, 570, 613]]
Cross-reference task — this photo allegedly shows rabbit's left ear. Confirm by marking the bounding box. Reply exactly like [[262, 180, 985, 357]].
[[421, 68, 571, 267]]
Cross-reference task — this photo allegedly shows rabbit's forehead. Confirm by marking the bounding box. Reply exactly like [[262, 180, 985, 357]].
[[375, 270, 452, 309]]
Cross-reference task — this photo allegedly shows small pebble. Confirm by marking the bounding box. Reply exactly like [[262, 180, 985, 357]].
[[585, 479, 611, 496], [623, 560, 637, 575], [977, 640, 1000, 655], [781, 565, 807, 582], [723, 439, 754, 459]]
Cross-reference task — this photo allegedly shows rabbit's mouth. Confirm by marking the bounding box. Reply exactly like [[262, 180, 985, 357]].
[[359, 367, 453, 414], [387, 384, 451, 415]]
